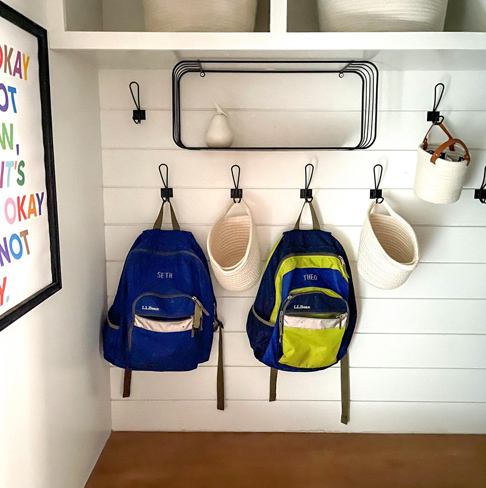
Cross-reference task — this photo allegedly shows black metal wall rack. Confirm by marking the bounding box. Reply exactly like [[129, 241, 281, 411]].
[[172, 60, 379, 151]]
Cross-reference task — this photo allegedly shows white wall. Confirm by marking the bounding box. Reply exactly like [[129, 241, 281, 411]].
[[445, 0, 486, 32], [100, 68, 486, 433], [65, 0, 103, 31], [0, 2, 111, 487], [6, 0, 47, 26]]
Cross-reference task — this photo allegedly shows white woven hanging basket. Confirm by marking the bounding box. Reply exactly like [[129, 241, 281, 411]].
[[357, 201, 420, 290], [317, 0, 449, 32], [142, 0, 258, 32], [207, 201, 261, 292], [414, 123, 471, 205]]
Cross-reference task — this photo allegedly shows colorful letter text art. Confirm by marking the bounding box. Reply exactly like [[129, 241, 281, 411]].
[[1, 15, 53, 318]]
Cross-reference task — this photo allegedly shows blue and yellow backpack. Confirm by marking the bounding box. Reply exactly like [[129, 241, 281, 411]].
[[246, 200, 357, 424]]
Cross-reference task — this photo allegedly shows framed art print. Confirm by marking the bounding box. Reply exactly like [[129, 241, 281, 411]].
[[0, 1, 61, 331]]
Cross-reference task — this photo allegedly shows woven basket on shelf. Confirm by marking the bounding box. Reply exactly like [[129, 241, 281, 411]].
[[357, 201, 420, 290], [143, 0, 258, 32], [207, 201, 261, 292], [317, 0, 449, 32], [414, 123, 471, 205]]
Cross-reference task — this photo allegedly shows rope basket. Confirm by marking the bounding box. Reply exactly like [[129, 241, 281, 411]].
[[142, 0, 258, 32], [317, 0, 449, 32], [358, 201, 420, 290], [207, 201, 261, 292], [414, 123, 471, 205]]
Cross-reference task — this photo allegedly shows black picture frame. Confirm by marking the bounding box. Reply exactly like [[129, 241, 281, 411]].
[[0, 1, 61, 332]]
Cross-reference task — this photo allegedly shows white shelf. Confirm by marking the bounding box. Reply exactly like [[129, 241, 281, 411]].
[[48, 31, 486, 71], [50, 31, 486, 52], [48, 0, 486, 69]]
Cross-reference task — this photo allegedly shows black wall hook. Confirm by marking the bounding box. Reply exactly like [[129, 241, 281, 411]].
[[159, 164, 173, 201], [300, 163, 315, 202], [474, 166, 486, 204], [370, 164, 384, 203], [427, 83, 445, 124], [129, 81, 146, 124], [231, 165, 243, 203]]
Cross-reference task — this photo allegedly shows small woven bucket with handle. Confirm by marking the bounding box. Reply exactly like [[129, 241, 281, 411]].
[[358, 201, 420, 290], [414, 122, 471, 205], [208, 200, 261, 292]]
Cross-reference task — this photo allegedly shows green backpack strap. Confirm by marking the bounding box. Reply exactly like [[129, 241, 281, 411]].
[[269, 368, 278, 402], [294, 201, 320, 230], [153, 200, 180, 230], [217, 325, 225, 411], [268, 355, 350, 424], [341, 352, 350, 425], [122, 369, 132, 398], [123, 331, 224, 409]]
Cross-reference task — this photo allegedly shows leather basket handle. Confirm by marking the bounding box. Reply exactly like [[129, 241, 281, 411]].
[[422, 123, 455, 152], [430, 138, 471, 166], [422, 122, 471, 167]]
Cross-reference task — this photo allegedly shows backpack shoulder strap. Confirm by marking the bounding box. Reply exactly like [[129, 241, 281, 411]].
[[269, 368, 278, 402], [268, 355, 350, 425], [123, 369, 132, 398], [153, 200, 180, 230], [294, 201, 320, 230], [340, 352, 350, 425], [217, 322, 225, 411], [123, 325, 225, 411]]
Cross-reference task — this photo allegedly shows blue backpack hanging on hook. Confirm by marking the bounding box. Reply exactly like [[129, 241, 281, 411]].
[[246, 164, 357, 424], [103, 164, 224, 410]]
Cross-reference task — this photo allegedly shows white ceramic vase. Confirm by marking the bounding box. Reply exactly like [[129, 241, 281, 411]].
[[205, 104, 234, 148]]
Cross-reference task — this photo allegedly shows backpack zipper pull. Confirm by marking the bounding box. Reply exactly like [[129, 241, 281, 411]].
[[279, 295, 292, 344], [192, 297, 208, 337], [192, 296, 209, 316], [339, 255, 349, 275], [192, 303, 202, 337], [279, 311, 284, 344]]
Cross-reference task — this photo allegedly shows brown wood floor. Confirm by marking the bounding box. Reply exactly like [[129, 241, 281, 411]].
[[85, 432, 486, 488]]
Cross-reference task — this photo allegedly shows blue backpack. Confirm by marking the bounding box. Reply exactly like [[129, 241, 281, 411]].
[[246, 201, 357, 423], [103, 199, 224, 410]]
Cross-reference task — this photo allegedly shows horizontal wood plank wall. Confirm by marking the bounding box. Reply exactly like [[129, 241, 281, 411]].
[[99, 69, 486, 433]]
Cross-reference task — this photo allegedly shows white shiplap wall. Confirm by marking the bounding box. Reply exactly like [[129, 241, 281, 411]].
[[100, 69, 486, 433]]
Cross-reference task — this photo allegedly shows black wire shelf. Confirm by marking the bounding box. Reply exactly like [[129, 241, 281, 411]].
[[172, 60, 379, 151]]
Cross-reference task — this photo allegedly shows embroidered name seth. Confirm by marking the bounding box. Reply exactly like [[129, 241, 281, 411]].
[[157, 272, 173, 279]]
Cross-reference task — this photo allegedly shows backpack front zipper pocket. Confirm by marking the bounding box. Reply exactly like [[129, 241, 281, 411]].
[[128, 293, 210, 371], [278, 289, 348, 369], [129, 293, 209, 348], [269, 252, 349, 324], [134, 315, 194, 333]]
